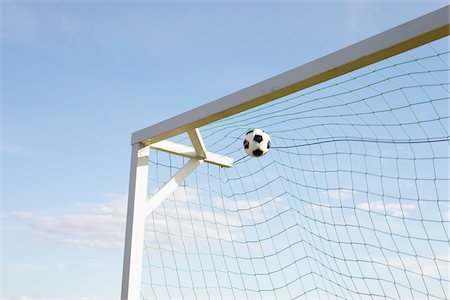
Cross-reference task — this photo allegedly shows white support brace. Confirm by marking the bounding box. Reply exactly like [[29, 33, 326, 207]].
[[144, 159, 203, 218], [187, 128, 207, 159], [144, 129, 212, 217]]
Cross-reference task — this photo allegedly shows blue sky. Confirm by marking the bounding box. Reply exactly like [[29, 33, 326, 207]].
[[1, 1, 449, 299]]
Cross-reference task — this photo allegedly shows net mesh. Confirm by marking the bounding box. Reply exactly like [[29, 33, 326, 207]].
[[141, 37, 449, 299]]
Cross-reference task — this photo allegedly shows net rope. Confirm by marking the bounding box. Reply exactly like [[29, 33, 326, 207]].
[[141, 37, 449, 299]]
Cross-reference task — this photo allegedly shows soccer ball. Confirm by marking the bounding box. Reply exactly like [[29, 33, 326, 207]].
[[243, 128, 271, 157]]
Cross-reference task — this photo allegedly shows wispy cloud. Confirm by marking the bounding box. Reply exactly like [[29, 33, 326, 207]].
[[357, 201, 416, 217], [0, 142, 34, 157], [320, 189, 353, 201], [31, 197, 127, 250], [3, 261, 105, 274], [3, 188, 288, 251], [3, 196, 127, 250], [2, 263, 49, 273], [385, 253, 449, 279], [145, 188, 288, 251]]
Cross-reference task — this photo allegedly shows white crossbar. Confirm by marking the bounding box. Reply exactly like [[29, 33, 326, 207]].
[[131, 6, 449, 146]]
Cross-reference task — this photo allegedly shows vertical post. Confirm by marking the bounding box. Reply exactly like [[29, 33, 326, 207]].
[[121, 143, 149, 300]]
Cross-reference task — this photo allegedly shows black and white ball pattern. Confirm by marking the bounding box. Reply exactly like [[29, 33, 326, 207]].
[[243, 129, 271, 157]]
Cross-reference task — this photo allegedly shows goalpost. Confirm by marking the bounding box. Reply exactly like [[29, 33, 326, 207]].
[[122, 6, 450, 299]]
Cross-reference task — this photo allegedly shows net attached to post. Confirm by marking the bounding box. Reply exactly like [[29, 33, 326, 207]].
[[141, 36, 449, 299]]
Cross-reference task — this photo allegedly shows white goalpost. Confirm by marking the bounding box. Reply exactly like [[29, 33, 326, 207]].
[[122, 6, 450, 300]]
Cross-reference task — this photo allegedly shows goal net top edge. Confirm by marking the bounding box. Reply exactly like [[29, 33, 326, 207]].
[[132, 5, 449, 147]]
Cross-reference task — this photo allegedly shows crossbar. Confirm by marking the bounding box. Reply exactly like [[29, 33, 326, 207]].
[[132, 5, 449, 146]]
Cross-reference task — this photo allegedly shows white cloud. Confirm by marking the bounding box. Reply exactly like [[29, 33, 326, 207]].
[[31, 197, 127, 250], [0, 142, 34, 157], [145, 191, 288, 251], [321, 189, 353, 201], [101, 192, 123, 198], [357, 201, 416, 217], [1, 211, 34, 218], [3, 262, 92, 274], [386, 253, 449, 279], [444, 210, 450, 222], [4, 196, 127, 250], [4, 189, 288, 251], [3, 263, 49, 273]]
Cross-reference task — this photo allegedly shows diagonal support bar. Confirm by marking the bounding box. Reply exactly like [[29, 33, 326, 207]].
[[143, 158, 203, 218], [187, 128, 207, 159]]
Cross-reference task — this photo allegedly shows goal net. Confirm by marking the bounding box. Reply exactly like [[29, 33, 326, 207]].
[[140, 35, 449, 299]]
